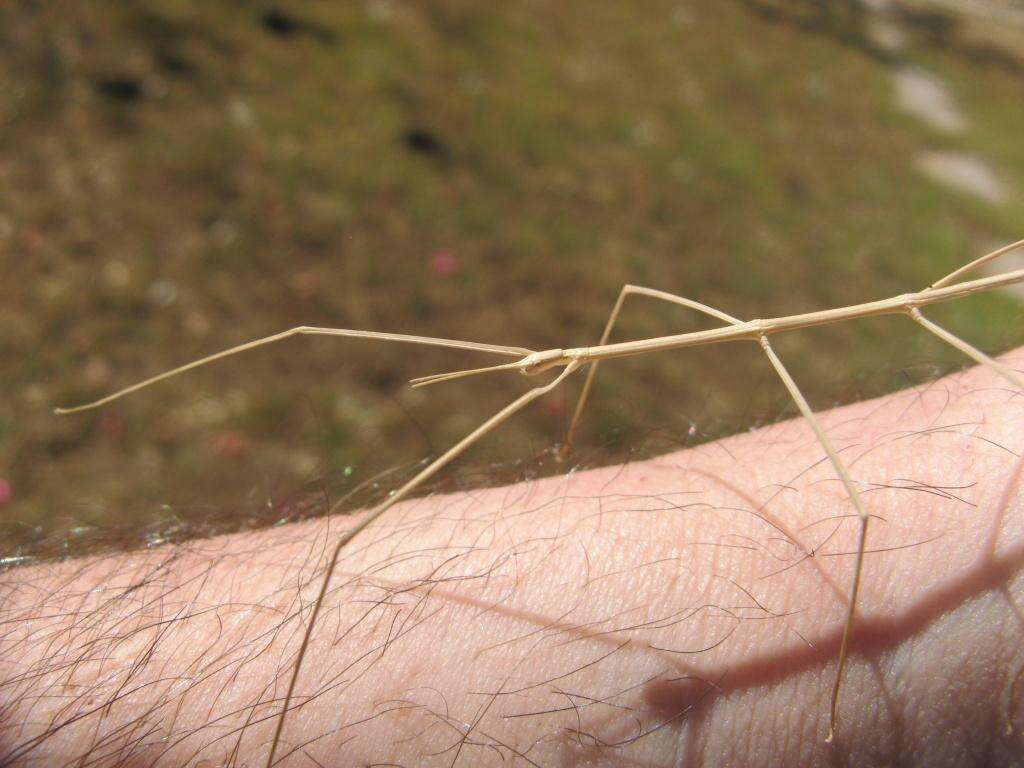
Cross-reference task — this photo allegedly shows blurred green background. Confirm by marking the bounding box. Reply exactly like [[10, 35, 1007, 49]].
[[2, 0, 1023, 558]]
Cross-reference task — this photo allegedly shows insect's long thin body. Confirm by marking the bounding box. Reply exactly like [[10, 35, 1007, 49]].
[[561, 266, 1024, 368], [412, 264, 1024, 388]]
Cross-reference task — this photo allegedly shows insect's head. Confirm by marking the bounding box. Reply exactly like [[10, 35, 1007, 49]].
[[407, 348, 572, 389], [517, 349, 568, 376]]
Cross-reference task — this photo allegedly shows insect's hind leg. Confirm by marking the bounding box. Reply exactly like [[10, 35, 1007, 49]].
[[745, 249, 1024, 740], [905, 305, 1024, 732], [563, 284, 743, 454], [914, 242, 1024, 563], [928, 238, 1024, 291], [909, 309, 1024, 394], [562, 282, 867, 740]]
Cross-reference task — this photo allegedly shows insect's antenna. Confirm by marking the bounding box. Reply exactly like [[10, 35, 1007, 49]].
[[264, 360, 581, 768], [54, 326, 534, 415], [409, 360, 527, 388], [928, 238, 1024, 291]]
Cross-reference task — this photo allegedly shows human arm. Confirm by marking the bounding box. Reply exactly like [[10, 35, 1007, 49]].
[[2, 351, 1024, 767]]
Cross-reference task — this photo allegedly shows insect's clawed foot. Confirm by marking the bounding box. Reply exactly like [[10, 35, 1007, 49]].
[[554, 441, 574, 463]]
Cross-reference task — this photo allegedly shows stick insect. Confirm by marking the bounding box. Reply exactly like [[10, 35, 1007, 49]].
[[56, 238, 1024, 765]]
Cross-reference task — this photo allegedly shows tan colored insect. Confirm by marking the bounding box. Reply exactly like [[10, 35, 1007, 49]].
[[57, 238, 1024, 766]]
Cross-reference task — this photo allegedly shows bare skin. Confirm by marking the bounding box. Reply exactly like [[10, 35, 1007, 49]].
[[4, 350, 1024, 767], [49, 238, 1024, 757]]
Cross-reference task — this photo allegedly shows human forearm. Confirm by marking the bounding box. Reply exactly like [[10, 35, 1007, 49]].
[[3, 352, 1024, 766]]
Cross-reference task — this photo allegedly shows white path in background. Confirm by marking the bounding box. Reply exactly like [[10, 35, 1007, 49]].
[[891, 66, 967, 132], [917, 150, 1008, 202], [864, 0, 1008, 204], [979, 250, 1024, 299], [862, 0, 1017, 295], [864, 0, 906, 51]]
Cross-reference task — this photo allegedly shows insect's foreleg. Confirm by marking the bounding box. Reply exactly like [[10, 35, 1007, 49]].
[[564, 284, 742, 454], [757, 336, 870, 743], [54, 326, 533, 415], [265, 360, 581, 768]]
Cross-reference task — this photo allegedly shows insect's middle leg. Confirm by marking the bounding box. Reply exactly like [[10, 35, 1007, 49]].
[[561, 282, 910, 740], [754, 335, 871, 742], [563, 284, 743, 453]]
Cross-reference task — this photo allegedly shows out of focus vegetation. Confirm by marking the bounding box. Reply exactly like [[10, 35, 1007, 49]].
[[1, 0, 1022, 556]]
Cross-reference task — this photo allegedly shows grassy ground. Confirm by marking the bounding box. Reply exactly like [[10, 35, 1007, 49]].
[[1, 0, 1022, 557]]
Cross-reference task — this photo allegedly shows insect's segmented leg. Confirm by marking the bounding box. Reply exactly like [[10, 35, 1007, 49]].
[[265, 360, 581, 768], [55, 326, 534, 415], [563, 283, 869, 739], [756, 336, 870, 742], [908, 308, 1024, 392], [564, 284, 743, 454], [908, 273, 1024, 735], [758, 245, 1024, 740], [908, 306, 1024, 738], [928, 238, 1024, 291]]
